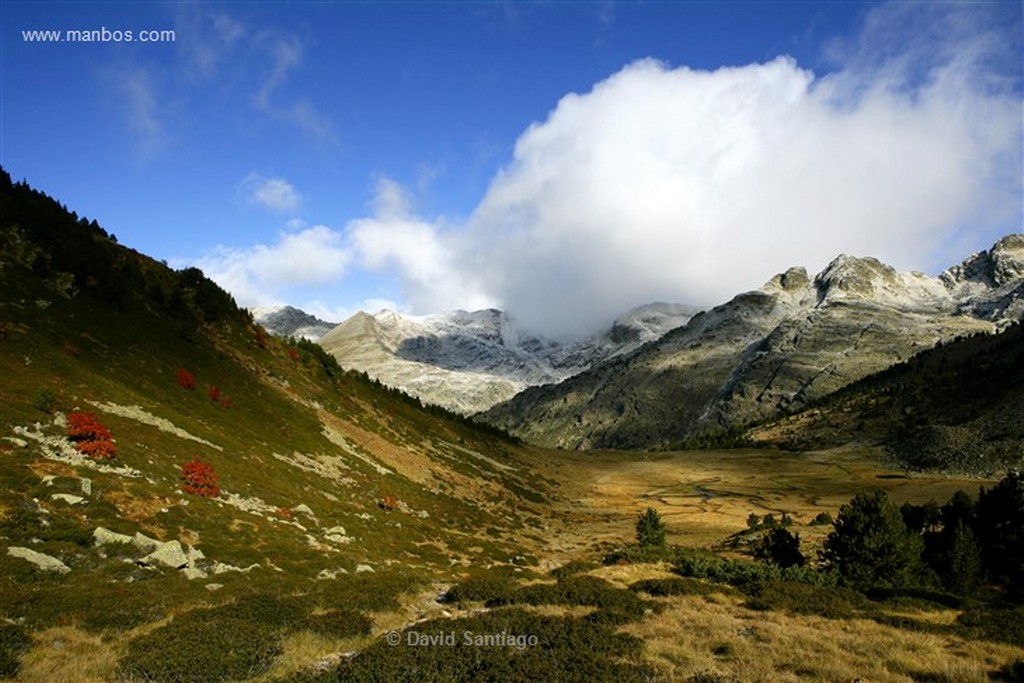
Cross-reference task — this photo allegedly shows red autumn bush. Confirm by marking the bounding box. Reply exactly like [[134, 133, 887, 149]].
[[181, 458, 219, 498], [208, 385, 220, 402], [379, 494, 399, 511], [66, 411, 117, 460], [287, 348, 300, 362], [177, 368, 196, 390]]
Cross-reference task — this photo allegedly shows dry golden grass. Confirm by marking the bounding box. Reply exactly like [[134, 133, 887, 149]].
[[252, 631, 370, 682], [16, 626, 122, 683], [621, 594, 1022, 682]]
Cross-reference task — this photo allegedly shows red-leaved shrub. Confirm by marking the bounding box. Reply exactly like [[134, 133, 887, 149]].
[[208, 385, 220, 402], [177, 368, 196, 390], [287, 348, 300, 362], [66, 411, 117, 460], [379, 494, 399, 511], [181, 458, 219, 498]]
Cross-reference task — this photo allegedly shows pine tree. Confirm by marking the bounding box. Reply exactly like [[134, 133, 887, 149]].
[[822, 489, 926, 589], [636, 507, 667, 548], [945, 521, 983, 596]]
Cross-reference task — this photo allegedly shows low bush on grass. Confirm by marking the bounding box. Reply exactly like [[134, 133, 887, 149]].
[[629, 577, 741, 599], [302, 609, 372, 639], [118, 611, 282, 682], [442, 573, 518, 605], [603, 543, 683, 566], [180, 458, 219, 498], [488, 575, 652, 621], [743, 580, 874, 619], [957, 604, 1024, 646], [0, 623, 31, 678], [549, 559, 599, 579], [672, 547, 836, 589], [66, 411, 117, 460], [285, 609, 654, 683]]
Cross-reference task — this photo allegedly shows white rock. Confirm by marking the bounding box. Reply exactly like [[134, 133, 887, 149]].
[[50, 493, 84, 505], [94, 527, 133, 546], [355, 564, 374, 573], [140, 541, 189, 569], [7, 546, 70, 573], [204, 583, 224, 591]]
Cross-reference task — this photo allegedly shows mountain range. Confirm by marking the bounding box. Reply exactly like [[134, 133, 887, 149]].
[[317, 303, 700, 415], [479, 235, 1024, 450]]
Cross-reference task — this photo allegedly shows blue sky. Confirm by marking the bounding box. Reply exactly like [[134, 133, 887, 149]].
[[3, 1, 1022, 336]]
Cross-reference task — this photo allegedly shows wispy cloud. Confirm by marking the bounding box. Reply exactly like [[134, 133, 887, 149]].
[[252, 33, 337, 142], [108, 66, 166, 156], [240, 172, 304, 213]]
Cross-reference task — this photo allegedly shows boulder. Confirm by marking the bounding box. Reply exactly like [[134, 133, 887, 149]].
[[7, 546, 70, 574]]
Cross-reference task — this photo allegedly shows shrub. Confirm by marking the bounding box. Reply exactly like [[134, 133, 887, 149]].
[[810, 511, 834, 526], [208, 385, 220, 402], [744, 581, 873, 619], [753, 527, 805, 569], [442, 574, 518, 605], [636, 507, 667, 548], [177, 368, 195, 390], [379, 495, 399, 511], [491, 575, 651, 619], [66, 411, 117, 459], [118, 611, 281, 682], [297, 609, 653, 683], [550, 559, 599, 579], [181, 458, 219, 498], [629, 577, 741, 599], [0, 623, 31, 678], [32, 388, 55, 413]]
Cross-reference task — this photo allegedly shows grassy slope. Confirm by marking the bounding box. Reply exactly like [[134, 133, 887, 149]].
[[0, 172, 556, 680]]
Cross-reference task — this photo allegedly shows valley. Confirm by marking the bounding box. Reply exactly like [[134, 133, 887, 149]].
[[2, 170, 1022, 682]]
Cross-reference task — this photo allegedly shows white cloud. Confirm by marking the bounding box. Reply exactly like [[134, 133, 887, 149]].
[[195, 225, 350, 307], [241, 173, 304, 213], [344, 3, 1020, 338]]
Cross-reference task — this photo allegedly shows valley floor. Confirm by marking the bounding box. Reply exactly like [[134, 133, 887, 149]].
[[527, 445, 988, 563]]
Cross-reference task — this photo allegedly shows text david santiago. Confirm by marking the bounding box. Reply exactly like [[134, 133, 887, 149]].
[[404, 630, 539, 649]]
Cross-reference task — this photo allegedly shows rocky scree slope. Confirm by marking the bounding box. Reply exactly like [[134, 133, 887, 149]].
[[318, 303, 700, 415], [479, 235, 1024, 450]]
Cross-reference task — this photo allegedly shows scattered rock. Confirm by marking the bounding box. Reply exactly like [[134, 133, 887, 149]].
[[7, 546, 70, 574], [94, 527, 133, 546], [50, 493, 85, 505], [139, 540, 189, 569], [355, 564, 374, 574], [317, 568, 349, 580], [205, 583, 224, 591]]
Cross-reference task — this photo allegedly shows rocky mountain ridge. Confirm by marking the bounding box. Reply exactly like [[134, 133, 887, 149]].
[[252, 305, 337, 341], [318, 303, 700, 415], [479, 234, 1024, 450]]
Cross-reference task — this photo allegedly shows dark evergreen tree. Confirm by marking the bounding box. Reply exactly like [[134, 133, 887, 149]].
[[636, 508, 667, 548], [822, 490, 927, 589], [754, 527, 805, 568], [975, 471, 1024, 599]]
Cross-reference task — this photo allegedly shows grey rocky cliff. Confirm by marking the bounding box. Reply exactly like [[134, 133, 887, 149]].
[[479, 235, 1024, 450]]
